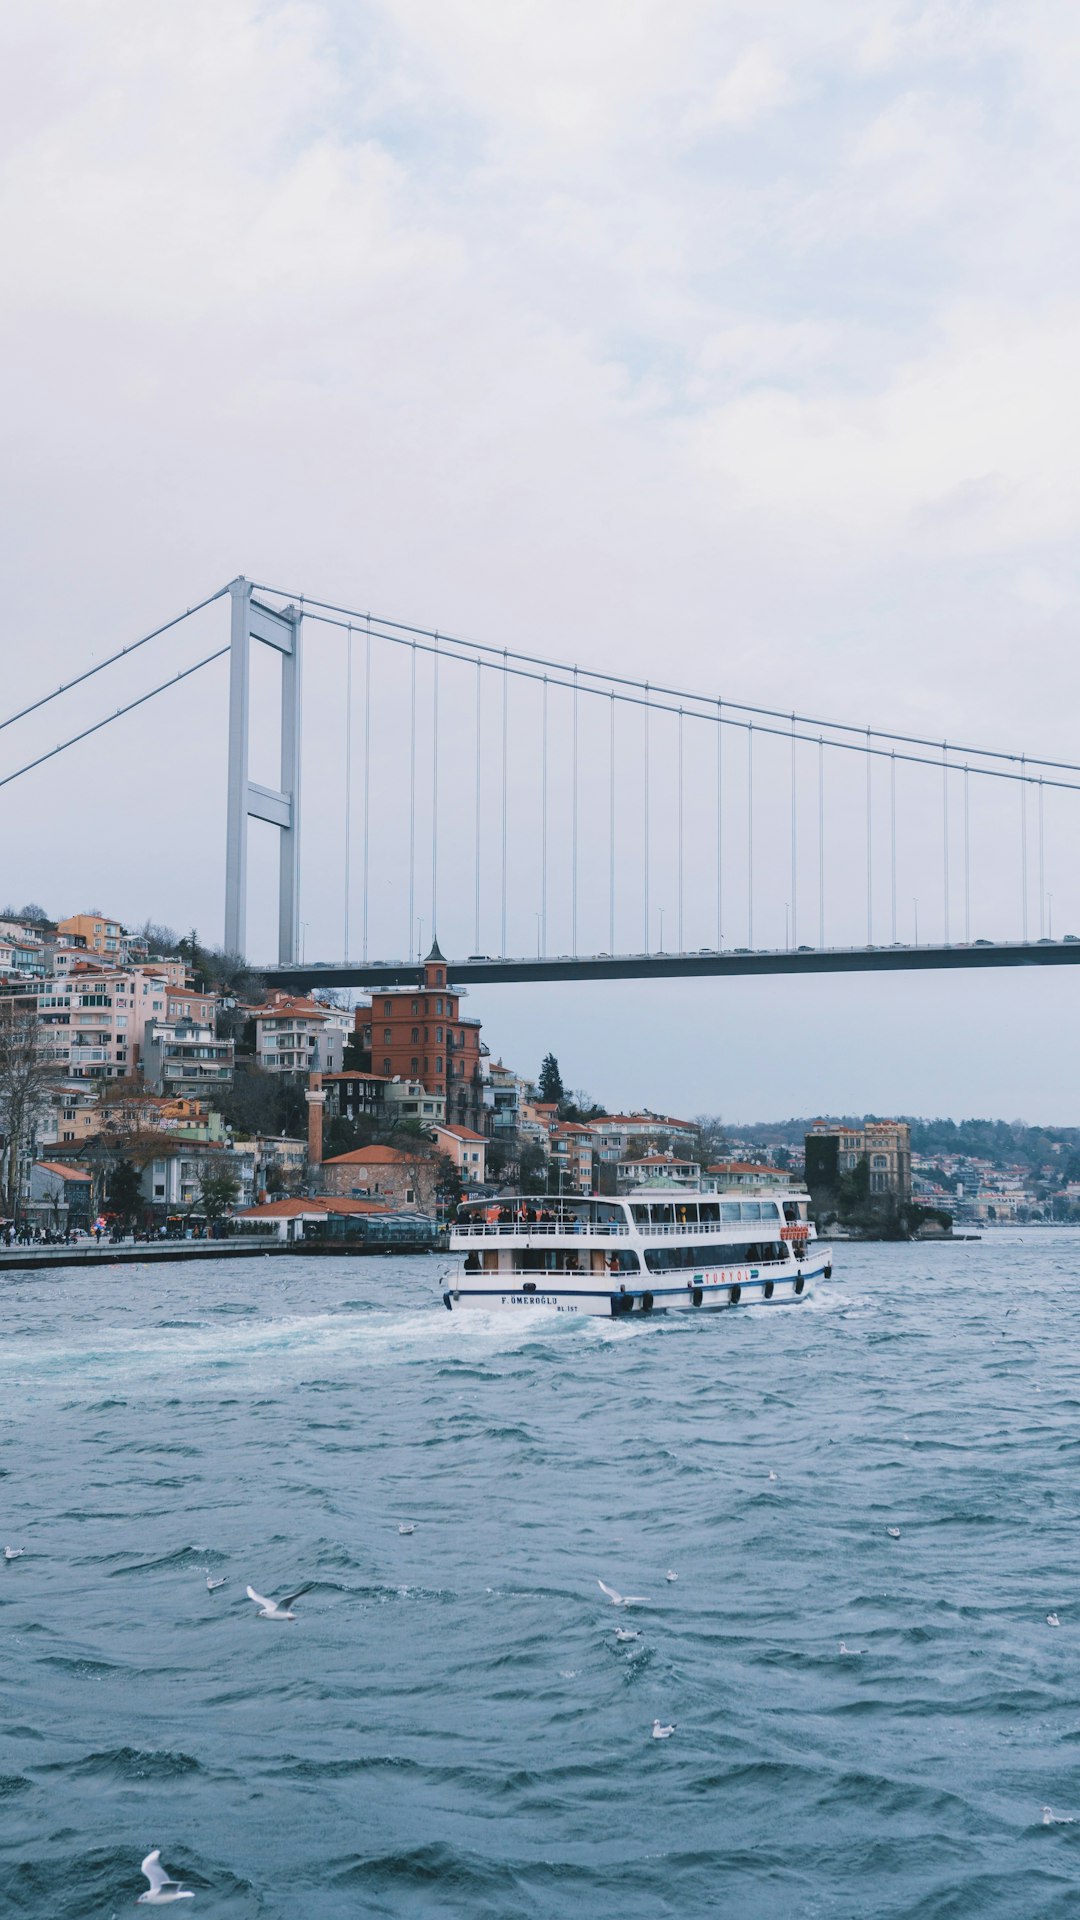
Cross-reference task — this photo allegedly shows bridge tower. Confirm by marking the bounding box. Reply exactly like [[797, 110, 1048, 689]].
[[224, 577, 303, 964]]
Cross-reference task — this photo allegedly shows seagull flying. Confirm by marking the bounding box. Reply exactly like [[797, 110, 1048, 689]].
[[398, 1523, 415, 1535], [205, 1575, 227, 1592], [137, 1849, 193, 1904], [4, 1546, 24, 1561], [1047, 1613, 1061, 1627], [887, 1527, 901, 1540], [598, 1579, 647, 1607], [614, 1627, 641, 1642], [651, 1720, 676, 1739], [246, 1582, 314, 1620]]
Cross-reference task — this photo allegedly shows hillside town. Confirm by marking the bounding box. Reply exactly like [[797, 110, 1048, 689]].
[[2, 903, 1078, 1246], [0, 904, 756, 1245]]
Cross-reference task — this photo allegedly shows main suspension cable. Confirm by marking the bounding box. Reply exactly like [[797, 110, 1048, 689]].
[[291, 606, 1080, 793], [0, 585, 229, 738], [251, 580, 1076, 779], [0, 648, 227, 791]]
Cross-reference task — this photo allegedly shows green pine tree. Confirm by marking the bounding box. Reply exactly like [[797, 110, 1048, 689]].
[[538, 1053, 565, 1104]]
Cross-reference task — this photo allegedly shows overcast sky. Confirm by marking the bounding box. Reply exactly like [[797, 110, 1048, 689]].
[[3, 0, 1080, 1122]]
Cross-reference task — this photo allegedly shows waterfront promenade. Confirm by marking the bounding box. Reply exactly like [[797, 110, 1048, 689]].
[[0, 1234, 439, 1272]]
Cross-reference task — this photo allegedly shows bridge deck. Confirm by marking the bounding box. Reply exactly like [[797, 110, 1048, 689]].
[[264, 940, 1080, 991]]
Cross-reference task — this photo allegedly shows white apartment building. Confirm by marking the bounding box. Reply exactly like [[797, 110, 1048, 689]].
[[253, 995, 347, 1074], [585, 1113, 699, 1164], [142, 1015, 234, 1097]]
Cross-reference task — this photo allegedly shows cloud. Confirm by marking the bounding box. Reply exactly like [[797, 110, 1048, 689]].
[[690, 45, 795, 129], [1, 0, 1080, 1117]]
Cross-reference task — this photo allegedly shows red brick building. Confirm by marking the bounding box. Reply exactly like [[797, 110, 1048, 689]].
[[354, 943, 485, 1131]]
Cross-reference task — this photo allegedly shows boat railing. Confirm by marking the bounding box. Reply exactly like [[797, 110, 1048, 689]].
[[634, 1221, 783, 1237], [452, 1220, 630, 1239], [451, 1219, 784, 1241]]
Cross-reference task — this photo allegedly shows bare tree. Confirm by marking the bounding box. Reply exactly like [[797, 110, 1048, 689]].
[[0, 1006, 63, 1219]]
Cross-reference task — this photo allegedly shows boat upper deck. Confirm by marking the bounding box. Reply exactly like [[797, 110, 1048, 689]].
[[451, 1190, 810, 1242]]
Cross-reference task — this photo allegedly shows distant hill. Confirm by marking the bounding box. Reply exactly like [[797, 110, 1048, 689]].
[[727, 1115, 1080, 1176]]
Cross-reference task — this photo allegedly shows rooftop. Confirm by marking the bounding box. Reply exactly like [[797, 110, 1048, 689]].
[[239, 1196, 389, 1219], [321, 1144, 424, 1166]]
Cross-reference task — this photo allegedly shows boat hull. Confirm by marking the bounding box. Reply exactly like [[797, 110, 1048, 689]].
[[443, 1249, 831, 1316]]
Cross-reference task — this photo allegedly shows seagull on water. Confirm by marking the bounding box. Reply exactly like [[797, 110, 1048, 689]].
[[1047, 1613, 1061, 1627], [246, 1582, 314, 1620], [887, 1527, 901, 1540], [4, 1546, 24, 1561], [839, 1642, 865, 1656], [614, 1627, 641, 1642], [666, 1570, 678, 1583], [137, 1849, 193, 1904], [768, 1471, 778, 1482], [651, 1720, 676, 1738], [205, 1575, 227, 1592], [398, 1523, 415, 1535], [1043, 1806, 1076, 1825], [598, 1579, 647, 1608]]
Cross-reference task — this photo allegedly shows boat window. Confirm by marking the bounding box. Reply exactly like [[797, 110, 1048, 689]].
[[650, 1204, 675, 1227], [591, 1201, 625, 1225], [720, 1201, 741, 1223], [631, 1205, 651, 1226], [643, 1240, 790, 1273], [760, 1201, 782, 1221], [698, 1201, 721, 1225], [783, 1200, 800, 1223], [604, 1249, 640, 1273], [740, 1201, 763, 1222], [675, 1204, 699, 1228]]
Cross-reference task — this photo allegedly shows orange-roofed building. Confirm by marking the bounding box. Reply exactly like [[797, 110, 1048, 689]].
[[27, 1159, 93, 1230], [706, 1162, 796, 1190], [549, 1123, 595, 1195], [430, 1122, 487, 1186], [56, 912, 123, 959], [240, 1194, 387, 1218], [237, 1193, 438, 1246], [319, 1142, 439, 1213]]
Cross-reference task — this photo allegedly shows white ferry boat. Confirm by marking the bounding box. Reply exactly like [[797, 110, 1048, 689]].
[[442, 1185, 832, 1316]]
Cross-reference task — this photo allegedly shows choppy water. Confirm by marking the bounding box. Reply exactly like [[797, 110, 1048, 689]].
[[2, 1235, 1080, 1917]]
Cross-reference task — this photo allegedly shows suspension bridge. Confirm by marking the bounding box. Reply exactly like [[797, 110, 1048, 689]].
[[3, 573, 1080, 990]]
